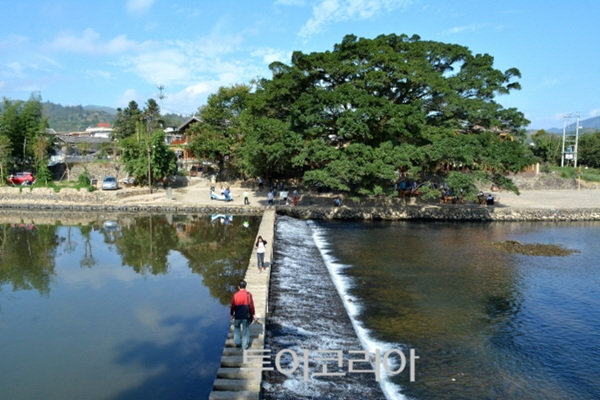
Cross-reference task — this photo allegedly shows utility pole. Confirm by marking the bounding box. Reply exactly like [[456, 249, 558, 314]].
[[147, 145, 152, 194], [574, 113, 580, 168], [561, 115, 567, 167]]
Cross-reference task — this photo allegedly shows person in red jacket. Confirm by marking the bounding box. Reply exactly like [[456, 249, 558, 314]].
[[230, 280, 256, 350]]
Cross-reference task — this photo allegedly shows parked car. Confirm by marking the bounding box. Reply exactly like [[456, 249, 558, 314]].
[[7, 172, 35, 185], [101, 176, 118, 190]]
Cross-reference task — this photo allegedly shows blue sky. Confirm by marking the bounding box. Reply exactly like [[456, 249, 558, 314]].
[[1, 0, 598, 130]]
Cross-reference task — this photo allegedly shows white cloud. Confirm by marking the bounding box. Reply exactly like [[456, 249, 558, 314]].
[[117, 89, 142, 108], [126, 49, 191, 85], [439, 23, 487, 36], [251, 47, 291, 65], [50, 29, 139, 55], [540, 77, 559, 87], [164, 83, 219, 115], [85, 70, 112, 81], [589, 108, 600, 118], [126, 0, 155, 15], [299, 0, 412, 37], [6, 62, 25, 78]]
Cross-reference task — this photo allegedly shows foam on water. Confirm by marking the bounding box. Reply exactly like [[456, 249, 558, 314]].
[[308, 220, 408, 400], [263, 216, 395, 399]]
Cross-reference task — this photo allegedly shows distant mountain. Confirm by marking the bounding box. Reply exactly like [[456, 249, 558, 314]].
[[83, 105, 118, 114], [43, 102, 116, 132], [545, 115, 600, 135], [42, 102, 189, 132]]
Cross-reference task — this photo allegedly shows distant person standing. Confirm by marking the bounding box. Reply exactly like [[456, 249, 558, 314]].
[[255, 236, 267, 273], [258, 177, 264, 190], [243, 190, 250, 205], [230, 280, 256, 350], [267, 190, 274, 206]]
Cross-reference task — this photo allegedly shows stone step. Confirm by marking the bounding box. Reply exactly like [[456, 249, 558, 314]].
[[216, 367, 260, 380], [227, 325, 264, 337], [208, 390, 260, 400], [213, 378, 261, 392], [220, 355, 244, 368], [224, 338, 264, 349]]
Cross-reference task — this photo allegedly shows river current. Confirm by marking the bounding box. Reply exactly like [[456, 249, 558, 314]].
[[266, 216, 600, 400]]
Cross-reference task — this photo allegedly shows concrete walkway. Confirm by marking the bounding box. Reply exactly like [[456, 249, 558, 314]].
[[209, 208, 276, 400]]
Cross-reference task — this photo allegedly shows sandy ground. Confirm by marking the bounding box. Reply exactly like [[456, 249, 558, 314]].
[[112, 177, 600, 210], [491, 190, 600, 209]]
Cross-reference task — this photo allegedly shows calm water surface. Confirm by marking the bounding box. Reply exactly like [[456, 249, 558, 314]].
[[0, 213, 259, 400], [310, 220, 600, 400]]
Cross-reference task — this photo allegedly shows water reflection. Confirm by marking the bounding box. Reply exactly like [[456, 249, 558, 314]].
[[0, 212, 260, 400], [0, 222, 60, 295], [0, 213, 259, 304]]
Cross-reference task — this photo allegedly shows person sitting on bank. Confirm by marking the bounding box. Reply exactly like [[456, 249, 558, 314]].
[[334, 197, 341, 207], [486, 194, 494, 205]]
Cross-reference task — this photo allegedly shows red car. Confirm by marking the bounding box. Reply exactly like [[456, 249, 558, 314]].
[[7, 172, 35, 185]]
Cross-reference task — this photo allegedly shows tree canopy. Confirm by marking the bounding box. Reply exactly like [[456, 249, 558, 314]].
[[0, 93, 49, 175], [233, 33, 533, 196]]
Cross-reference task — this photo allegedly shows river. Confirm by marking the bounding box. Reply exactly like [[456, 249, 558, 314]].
[[266, 216, 600, 400]]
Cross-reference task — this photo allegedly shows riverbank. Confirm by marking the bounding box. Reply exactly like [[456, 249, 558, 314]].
[[1, 176, 599, 221]]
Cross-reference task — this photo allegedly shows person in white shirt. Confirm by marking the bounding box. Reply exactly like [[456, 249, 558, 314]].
[[255, 236, 267, 273]]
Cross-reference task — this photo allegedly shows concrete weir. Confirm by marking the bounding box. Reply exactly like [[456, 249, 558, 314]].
[[209, 208, 276, 400]]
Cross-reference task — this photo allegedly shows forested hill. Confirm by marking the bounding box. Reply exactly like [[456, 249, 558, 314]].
[[43, 102, 116, 132], [42, 102, 189, 132]]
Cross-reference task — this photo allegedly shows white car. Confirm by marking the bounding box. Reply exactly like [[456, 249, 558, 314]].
[[101, 176, 118, 190]]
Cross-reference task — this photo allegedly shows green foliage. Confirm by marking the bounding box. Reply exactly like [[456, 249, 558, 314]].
[[0, 93, 48, 169], [77, 169, 91, 186], [578, 132, 600, 168], [530, 130, 562, 164], [445, 171, 477, 199], [548, 166, 600, 183], [581, 168, 600, 182], [112, 101, 143, 139], [188, 85, 252, 173], [540, 163, 552, 173], [41, 102, 116, 132], [242, 33, 529, 195], [0, 134, 13, 182], [120, 131, 177, 186], [238, 116, 303, 178], [34, 163, 54, 187]]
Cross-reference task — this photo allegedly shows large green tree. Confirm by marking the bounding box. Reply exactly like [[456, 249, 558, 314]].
[[143, 98, 164, 133], [0, 135, 13, 182], [0, 93, 49, 171], [112, 100, 143, 139], [578, 131, 600, 168], [120, 130, 177, 186], [245, 33, 532, 196], [187, 84, 251, 173], [530, 130, 562, 165]]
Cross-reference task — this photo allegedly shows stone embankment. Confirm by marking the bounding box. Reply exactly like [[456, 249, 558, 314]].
[[276, 204, 600, 221], [0, 186, 263, 216], [2, 184, 600, 221]]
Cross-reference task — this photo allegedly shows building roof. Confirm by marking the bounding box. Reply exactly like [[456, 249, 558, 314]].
[[177, 116, 201, 132], [54, 134, 111, 144]]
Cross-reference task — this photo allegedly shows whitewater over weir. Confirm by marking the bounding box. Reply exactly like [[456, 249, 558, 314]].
[[263, 216, 409, 400]]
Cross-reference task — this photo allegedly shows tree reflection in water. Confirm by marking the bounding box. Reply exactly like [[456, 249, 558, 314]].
[[0, 214, 260, 306]]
